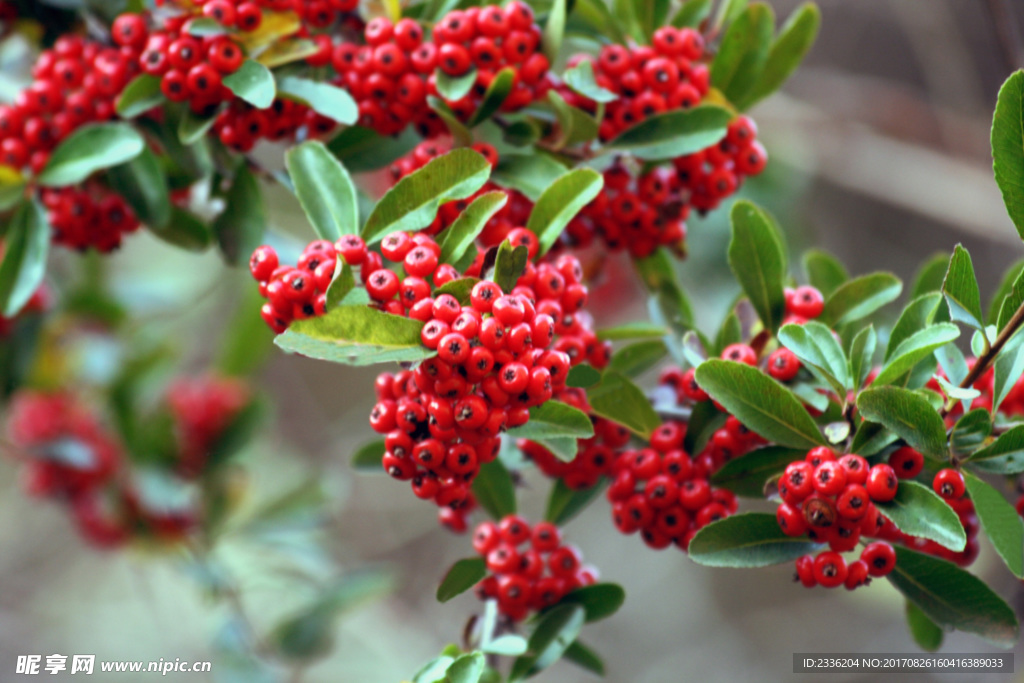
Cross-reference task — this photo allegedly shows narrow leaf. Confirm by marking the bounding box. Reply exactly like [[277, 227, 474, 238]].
[[472, 459, 517, 519], [802, 248, 848, 299], [587, 371, 660, 438], [905, 601, 944, 652], [710, 446, 805, 497], [0, 200, 49, 318], [856, 386, 948, 459], [437, 558, 487, 602], [106, 145, 171, 229], [526, 168, 603, 256], [875, 480, 967, 551], [212, 161, 265, 265], [603, 105, 732, 161], [222, 60, 276, 109], [738, 2, 820, 109], [963, 471, 1024, 578], [966, 424, 1024, 474], [711, 3, 774, 105], [286, 140, 358, 241], [942, 244, 985, 330], [506, 401, 595, 440], [821, 273, 902, 327], [545, 480, 606, 526], [728, 200, 787, 332], [439, 191, 508, 265], [277, 76, 357, 124], [689, 512, 821, 567], [991, 70, 1024, 242], [275, 306, 434, 366], [37, 123, 144, 187]]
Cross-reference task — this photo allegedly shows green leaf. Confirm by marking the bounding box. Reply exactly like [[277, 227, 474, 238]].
[[587, 371, 660, 438], [951, 408, 991, 455], [565, 364, 602, 389], [37, 123, 144, 187], [848, 324, 877, 389], [849, 419, 897, 456], [277, 76, 357, 124], [993, 342, 1024, 411], [778, 322, 850, 396], [148, 207, 211, 251], [603, 105, 731, 161], [563, 60, 618, 103], [689, 512, 821, 567], [177, 106, 218, 145], [545, 479, 606, 526], [351, 440, 385, 472], [526, 168, 602, 257], [887, 546, 1019, 648], [905, 601, 944, 652], [728, 200, 787, 332], [989, 260, 1024, 325], [542, 0, 567, 62], [467, 68, 516, 127], [434, 277, 480, 306], [212, 161, 265, 265], [107, 145, 171, 229], [682, 400, 725, 454], [116, 74, 164, 118], [802, 248, 848, 299], [275, 306, 434, 366], [711, 3, 774, 105], [608, 339, 669, 377], [362, 148, 490, 245], [737, 2, 820, 110], [439, 191, 507, 265], [710, 446, 805, 497], [415, 656, 456, 683], [563, 641, 604, 676], [596, 322, 669, 340], [186, 17, 227, 37], [991, 69, 1024, 242], [286, 141, 358, 242], [942, 244, 985, 330], [557, 583, 624, 623], [502, 120, 543, 147], [222, 60, 275, 109], [672, 0, 713, 27], [911, 253, 952, 299], [510, 604, 585, 681], [935, 342, 973, 412], [548, 90, 600, 148], [965, 425, 1024, 474], [0, 200, 49, 318], [437, 558, 487, 603], [427, 100, 473, 154], [821, 273, 902, 328], [472, 459, 517, 520], [506, 401, 595, 440], [435, 68, 478, 102], [327, 125, 420, 173], [694, 359, 826, 449], [856, 386, 947, 459], [482, 635, 529, 657], [573, 0, 628, 43], [490, 154, 568, 203], [886, 293, 942, 360], [875, 480, 966, 551], [446, 653, 485, 683], [963, 471, 1024, 578], [871, 323, 960, 388], [487, 240, 529, 293]]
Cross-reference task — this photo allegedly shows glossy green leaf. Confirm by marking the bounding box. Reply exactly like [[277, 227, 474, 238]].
[[563, 641, 604, 676], [435, 68, 478, 102], [604, 105, 731, 161], [436, 557, 487, 603], [951, 408, 991, 455], [689, 512, 821, 567], [277, 76, 357, 124], [433, 277, 479, 306], [672, 0, 713, 27], [566, 363, 602, 389], [0, 200, 49, 318], [490, 154, 568, 203], [848, 324, 877, 389], [350, 440, 385, 471], [212, 161, 265, 265], [542, 0, 567, 62], [993, 340, 1024, 411], [968, 425, 1024, 474], [472, 459, 517, 519], [910, 252, 952, 299], [510, 604, 585, 682], [468, 68, 516, 126], [116, 74, 164, 118], [963, 471, 1024, 577], [222, 60, 275, 109], [487, 240, 529, 293], [147, 207, 211, 251], [596, 322, 669, 340], [545, 480, 606, 526], [802, 248, 848, 299], [942, 244, 985, 330], [821, 272, 902, 327], [991, 69, 1024, 242], [526, 168, 603, 257], [482, 635, 528, 657], [563, 60, 618, 103], [887, 546, 1019, 647], [905, 601, 944, 652], [695, 359, 826, 449], [275, 306, 434, 366], [737, 2, 820, 110], [286, 141, 358, 241], [871, 323, 959, 388], [439, 191, 508, 265], [989, 260, 1024, 325], [875, 481, 967, 551], [506, 401, 595, 440], [557, 583, 625, 622], [362, 148, 490, 244], [728, 200, 787, 332], [548, 90, 600, 148], [587, 371, 660, 438], [886, 293, 942, 360], [107, 145, 171, 229], [710, 446, 805, 497], [856, 386, 947, 459], [778, 322, 850, 396], [177, 106, 218, 145], [37, 123, 144, 187], [327, 125, 420, 173], [608, 339, 669, 377], [445, 653, 484, 683], [711, 3, 774, 105]]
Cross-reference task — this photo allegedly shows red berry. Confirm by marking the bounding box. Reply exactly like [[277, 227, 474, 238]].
[[933, 468, 965, 500], [865, 464, 898, 502], [860, 541, 896, 577], [889, 446, 924, 479], [813, 551, 848, 588]]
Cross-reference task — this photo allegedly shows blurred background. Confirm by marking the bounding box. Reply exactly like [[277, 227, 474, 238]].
[[3, 0, 1024, 681]]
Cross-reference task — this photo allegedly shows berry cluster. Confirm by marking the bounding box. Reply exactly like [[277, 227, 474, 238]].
[[671, 116, 768, 213], [214, 98, 335, 152], [520, 390, 627, 490], [40, 186, 139, 252], [932, 357, 1024, 421], [167, 375, 250, 477], [473, 515, 597, 621], [570, 163, 687, 258], [183, 0, 359, 32], [794, 542, 896, 590], [331, 3, 550, 137], [250, 239, 336, 332]]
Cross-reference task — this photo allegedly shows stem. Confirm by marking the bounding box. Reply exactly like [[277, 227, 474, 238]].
[[939, 297, 1024, 418]]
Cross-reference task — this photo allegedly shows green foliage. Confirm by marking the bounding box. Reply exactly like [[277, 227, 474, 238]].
[[728, 200, 787, 332], [802, 249, 848, 299], [905, 601, 944, 652], [488, 240, 529, 293], [712, 3, 774, 106], [737, 2, 821, 110], [467, 68, 516, 127], [710, 446, 806, 497], [778, 322, 850, 396], [604, 106, 731, 161], [587, 371, 661, 438], [490, 155, 568, 203], [967, 425, 1024, 474], [856, 386, 948, 459], [526, 168, 603, 256], [351, 440, 386, 471], [116, 74, 164, 118], [821, 273, 902, 327], [212, 162, 266, 265], [506, 401, 595, 440], [874, 481, 967, 551], [556, 583, 625, 622], [437, 558, 488, 603], [509, 604, 585, 681], [37, 123, 144, 187], [963, 471, 1024, 578], [472, 459, 518, 519], [546, 480, 606, 526], [562, 61, 618, 103], [991, 70, 1024, 242], [942, 245, 985, 331], [275, 306, 434, 366], [689, 512, 821, 567], [0, 200, 49, 318], [222, 60, 276, 109], [277, 76, 358, 124], [286, 140, 358, 241]]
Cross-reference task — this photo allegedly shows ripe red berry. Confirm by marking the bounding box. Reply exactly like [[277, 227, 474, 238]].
[[787, 285, 824, 318], [861, 541, 896, 577], [889, 446, 924, 479], [813, 551, 848, 588], [933, 468, 965, 500], [767, 348, 800, 381], [865, 464, 898, 502]]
